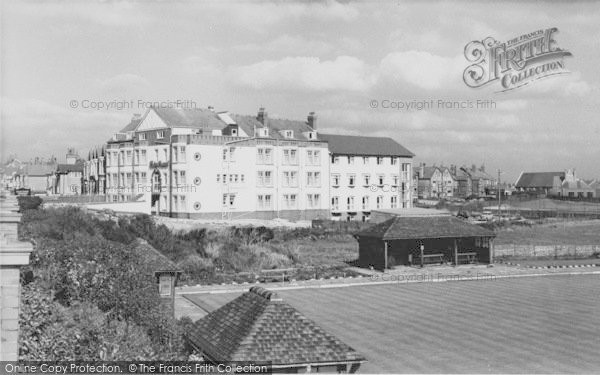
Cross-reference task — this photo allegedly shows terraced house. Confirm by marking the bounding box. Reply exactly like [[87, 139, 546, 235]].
[[90, 106, 413, 220]]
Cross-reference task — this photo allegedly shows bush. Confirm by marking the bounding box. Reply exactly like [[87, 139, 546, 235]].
[[17, 196, 43, 211], [19, 207, 191, 360]]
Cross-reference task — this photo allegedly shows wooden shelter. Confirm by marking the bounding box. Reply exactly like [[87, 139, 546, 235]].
[[354, 216, 496, 270]]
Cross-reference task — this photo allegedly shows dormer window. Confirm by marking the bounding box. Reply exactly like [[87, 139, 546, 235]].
[[303, 131, 317, 140], [157, 130, 165, 139], [256, 127, 270, 138], [231, 128, 238, 136], [139, 133, 147, 141], [282, 130, 294, 139]]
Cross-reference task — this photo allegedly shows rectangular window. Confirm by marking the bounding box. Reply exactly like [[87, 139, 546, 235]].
[[139, 133, 147, 141], [377, 157, 383, 165], [362, 196, 369, 210], [332, 174, 340, 187], [347, 196, 355, 210], [331, 196, 339, 211], [391, 157, 398, 165], [307, 194, 320, 208], [284, 194, 297, 209], [223, 148, 228, 161], [376, 196, 383, 209], [134, 150, 140, 164], [378, 175, 384, 186], [141, 172, 147, 185], [363, 156, 369, 164], [222, 194, 227, 207], [363, 174, 370, 186], [313, 150, 320, 165], [258, 171, 272, 186], [348, 174, 356, 187], [393, 175, 399, 186], [163, 148, 168, 162], [348, 156, 354, 165], [391, 196, 398, 208], [179, 171, 186, 185], [157, 131, 165, 139], [179, 146, 186, 161]]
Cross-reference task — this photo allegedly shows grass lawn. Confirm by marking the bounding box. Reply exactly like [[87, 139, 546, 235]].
[[185, 274, 600, 373], [506, 198, 600, 213], [495, 220, 600, 246], [273, 234, 358, 267]]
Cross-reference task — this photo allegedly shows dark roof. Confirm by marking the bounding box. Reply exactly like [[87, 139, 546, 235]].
[[515, 172, 565, 188], [152, 107, 225, 130], [355, 216, 495, 240], [188, 286, 365, 367], [418, 166, 439, 179], [118, 117, 143, 132], [25, 163, 57, 176], [56, 163, 83, 173], [231, 114, 318, 141], [318, 134, 414, 157]]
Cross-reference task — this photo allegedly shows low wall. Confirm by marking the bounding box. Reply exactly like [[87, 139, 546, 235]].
[[312, 219, 373, 233], [495, 244, 600, 259]]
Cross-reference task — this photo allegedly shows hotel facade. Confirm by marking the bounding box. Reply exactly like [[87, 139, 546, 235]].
[[86, 106, 413, 221]]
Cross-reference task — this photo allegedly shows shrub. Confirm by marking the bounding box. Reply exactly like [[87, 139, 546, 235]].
[[17, 196, 43, 211]]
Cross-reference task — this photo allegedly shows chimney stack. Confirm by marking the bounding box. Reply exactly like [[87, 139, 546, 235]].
[[257, 107, 267, 125], [420, 163, 425, 177], [307, 111, 317, 129]]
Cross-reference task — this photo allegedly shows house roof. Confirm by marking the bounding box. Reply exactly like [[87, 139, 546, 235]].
[[187, 286, 365, 367], [119, 116, 143, 133], [318, 134, 414, 157], [418, 166, 439, 179], [355, 216, 496, 240], [152, 107, 226, 130], [56, 163, 83, 174], [515, 172, 565, 188], [25, 163, 57, 176]]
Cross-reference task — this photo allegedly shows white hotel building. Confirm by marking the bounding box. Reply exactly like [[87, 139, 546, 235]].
[[98, 106, 413, 221]]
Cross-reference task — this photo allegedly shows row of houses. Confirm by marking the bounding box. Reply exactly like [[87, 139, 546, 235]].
[[515, 169, 600, 198], [413, 163, 496, 199], [80, 106, 415, 222], [0, 151, 84, 195]]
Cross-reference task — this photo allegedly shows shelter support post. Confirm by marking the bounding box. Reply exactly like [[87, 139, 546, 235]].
[[454, 238, 458, 265], [384, 241, 388, 271]]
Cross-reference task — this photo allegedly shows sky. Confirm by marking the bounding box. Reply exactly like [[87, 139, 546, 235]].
[[1, 0, 599, 183]]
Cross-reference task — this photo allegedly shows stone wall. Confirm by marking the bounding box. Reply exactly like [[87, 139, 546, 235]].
[[0, 191, 33, 361]]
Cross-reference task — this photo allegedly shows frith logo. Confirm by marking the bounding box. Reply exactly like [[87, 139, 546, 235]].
[[463, 28, 572, 92]]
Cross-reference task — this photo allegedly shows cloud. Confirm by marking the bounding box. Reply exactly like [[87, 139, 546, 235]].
[[379, 51, 464, 90], [229, 56, 374, 92], [8, 1, 152, 28], [1, 97, 128, 161], [94, 74, 151, 97]]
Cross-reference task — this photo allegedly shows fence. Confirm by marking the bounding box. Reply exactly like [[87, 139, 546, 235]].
[[311, 219, 373, 233], [495, 244, 600, 259], [42, 195, 108, 204]]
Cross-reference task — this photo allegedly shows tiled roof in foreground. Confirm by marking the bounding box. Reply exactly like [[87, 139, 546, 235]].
[[355, 216, 496, 240], [318, 133, 414, 157], [187, 286, 365, 367]]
